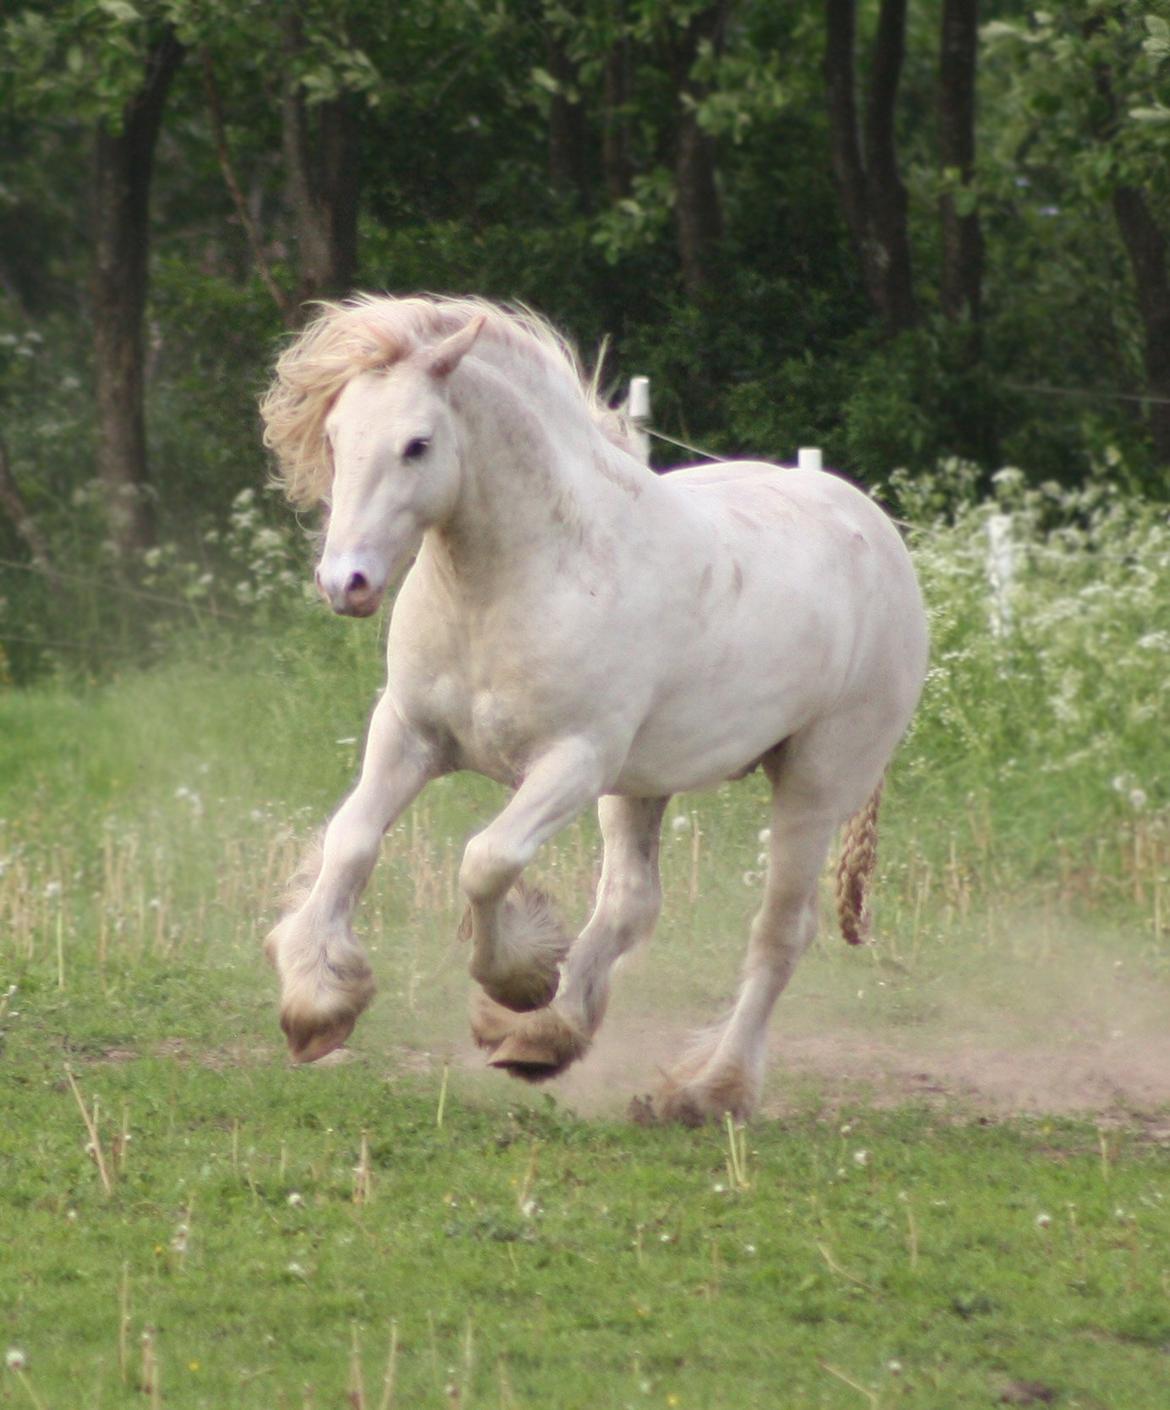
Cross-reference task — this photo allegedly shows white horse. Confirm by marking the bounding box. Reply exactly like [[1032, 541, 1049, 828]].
[[260, 295, 927, 1123]]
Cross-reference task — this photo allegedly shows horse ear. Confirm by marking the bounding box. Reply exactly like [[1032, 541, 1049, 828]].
[[423, 314, 487, 379]]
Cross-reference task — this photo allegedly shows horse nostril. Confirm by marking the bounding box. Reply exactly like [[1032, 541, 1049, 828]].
[[346, 570, 369, 595]]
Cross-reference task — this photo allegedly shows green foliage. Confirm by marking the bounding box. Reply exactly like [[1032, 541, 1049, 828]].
[[3, 0, 1170, 684]]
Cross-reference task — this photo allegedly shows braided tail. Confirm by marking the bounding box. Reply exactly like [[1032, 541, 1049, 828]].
[[836, 778, 884, 946]]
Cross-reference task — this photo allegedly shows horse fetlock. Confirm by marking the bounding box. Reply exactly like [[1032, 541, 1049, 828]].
[[472, 960, 560, 1013], [467, 882, 570, 1011]]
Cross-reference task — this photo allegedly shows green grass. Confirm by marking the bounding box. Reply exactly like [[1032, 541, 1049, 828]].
[[4, 962, 1170, 1410], [3, 484, 1170, 1407]]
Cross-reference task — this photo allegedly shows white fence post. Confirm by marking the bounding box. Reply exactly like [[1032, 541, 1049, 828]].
[[986, 511, 1016, 637], [627, 376, 651, 466], [797, 447, 823, 472]]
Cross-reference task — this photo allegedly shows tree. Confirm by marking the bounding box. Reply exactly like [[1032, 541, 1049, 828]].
[[658, 0, 732, 296], [983, 5, 1170, 463], [92, 25, 185, 550], [3, 3, 186, 551], [1089, 18, 1170, 461], [279, 8, 360, 307], [937, 0, 983, 325], [824, 0, 917, 331]]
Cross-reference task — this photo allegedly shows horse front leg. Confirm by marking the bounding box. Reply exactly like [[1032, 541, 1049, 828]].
[[266, 697, 436, 1062], [471, 794, 668, 1081], [459, 738, 605, 1012]]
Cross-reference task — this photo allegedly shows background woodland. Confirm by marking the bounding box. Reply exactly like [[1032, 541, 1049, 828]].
[[1, 0, 1168, 680]]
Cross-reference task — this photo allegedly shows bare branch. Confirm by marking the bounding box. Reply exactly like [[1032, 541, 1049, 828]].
[[200, 49, 295, 325]]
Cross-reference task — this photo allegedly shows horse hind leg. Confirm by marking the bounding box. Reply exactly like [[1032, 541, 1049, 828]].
[[657, 774, 841, 1125], [471, 795, 668, 1082]]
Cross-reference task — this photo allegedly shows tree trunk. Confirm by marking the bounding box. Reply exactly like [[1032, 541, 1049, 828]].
[[602, 26, 632, 202], [546, 30, 589, 205], [1112, 185, 1170, 462], [1091, 49, 1170, 462], [92, 28, 184, 553], [661, 2, 730, 297], [825, 0, 917, 330], [937, 0, 983, 324], [281, 14, 360, 308], [0, 435, 59, 587]]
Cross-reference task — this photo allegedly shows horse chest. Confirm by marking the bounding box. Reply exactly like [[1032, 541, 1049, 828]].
[[461, 689, 535, 783], [414, 666, 546, 785]]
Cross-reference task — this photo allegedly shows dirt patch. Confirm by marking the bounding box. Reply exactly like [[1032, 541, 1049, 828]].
[[509, 1014, 1170, 1124], [477, 932, 1170, 1123], [766, 1028, 1170, 1118]]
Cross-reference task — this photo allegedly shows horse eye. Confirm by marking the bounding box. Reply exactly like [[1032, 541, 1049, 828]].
[[403, 436, 431, 462]]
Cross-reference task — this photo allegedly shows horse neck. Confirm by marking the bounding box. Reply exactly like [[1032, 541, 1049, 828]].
[[436, 356, 638, 584]]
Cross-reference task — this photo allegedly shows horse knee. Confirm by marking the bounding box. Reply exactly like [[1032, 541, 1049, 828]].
[[460, 831, 525, 903]]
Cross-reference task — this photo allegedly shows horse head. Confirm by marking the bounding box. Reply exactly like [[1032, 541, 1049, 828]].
[[315, 316, 485, 616]]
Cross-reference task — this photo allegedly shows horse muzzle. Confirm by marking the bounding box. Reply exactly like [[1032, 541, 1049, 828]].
[[315, 563, 386, 617]]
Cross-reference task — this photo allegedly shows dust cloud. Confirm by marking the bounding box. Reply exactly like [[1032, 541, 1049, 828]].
[[473, 915, 1170, 1123]]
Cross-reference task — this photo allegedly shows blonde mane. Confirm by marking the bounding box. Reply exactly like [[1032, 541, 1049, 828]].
[[260, 294, 631, 509]]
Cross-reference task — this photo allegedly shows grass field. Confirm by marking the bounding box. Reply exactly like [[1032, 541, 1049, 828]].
[[2, 478, 1168, 1407]]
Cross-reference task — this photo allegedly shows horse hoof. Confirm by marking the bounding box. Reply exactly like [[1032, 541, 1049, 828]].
[[281, 1009, 357, 1065], [655, 1069, 757, 1126], [469, 991, 515, 1051], [474, 1002, 590, 1082], [655, 1089, 711, 1127], [488, 1033, 572, 1082], [628, 1094, 658, 1126]]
